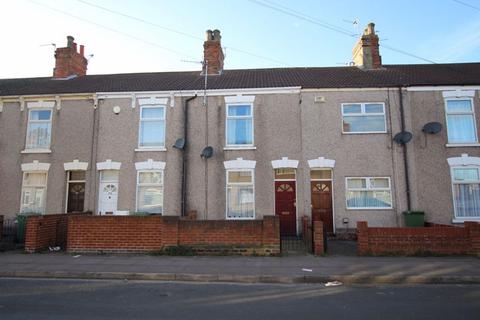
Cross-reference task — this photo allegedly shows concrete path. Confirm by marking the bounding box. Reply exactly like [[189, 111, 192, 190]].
[[0, 252, 479, 284]]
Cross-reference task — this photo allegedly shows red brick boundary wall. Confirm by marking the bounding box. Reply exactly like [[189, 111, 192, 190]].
[[25, 213, 91, 253], [357, 221, 480, 256], [0, 215, 4, 240], [313, 220, 325, 255], [67, 215, 280, 256]]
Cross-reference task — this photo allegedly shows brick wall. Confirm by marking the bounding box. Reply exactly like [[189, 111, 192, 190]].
[[67, 215, 280, 256], [313, 220, 325, 255], [25, 213, 90, 253], [357, 221, 480, 256], [0, 215, 3, 240]]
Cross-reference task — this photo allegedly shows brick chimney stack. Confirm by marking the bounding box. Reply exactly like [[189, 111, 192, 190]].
[[352, 23, 382, 69], [203, 29, 224, 75], [53, 36, 88, 78]]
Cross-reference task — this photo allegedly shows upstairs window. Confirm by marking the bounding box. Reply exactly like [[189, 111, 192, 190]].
[[139, 106, 165, 148], [226, 104, 253, 146], [26, 109, 52, 149], [445, 99, 477, 144], [20, 172, 48, 214], [342, 103, 386, 133], [346, 177, 392, 209], [226, 169, 255, 219]]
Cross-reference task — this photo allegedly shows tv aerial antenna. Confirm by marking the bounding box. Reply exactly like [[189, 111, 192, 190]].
[[182, 59, 208, 106], [342, 18, 360, 36]]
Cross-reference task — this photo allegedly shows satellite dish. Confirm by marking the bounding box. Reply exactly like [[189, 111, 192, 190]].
[[201, 146, 213, 159], [422, 122, 442, 134], [173, 138, 185, 150], [393, 131, 413, 144]]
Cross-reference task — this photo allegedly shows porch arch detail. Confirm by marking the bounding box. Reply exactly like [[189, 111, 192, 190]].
[[135, 159, 166, 170], [223, 158, 256, 170], [308, 157, 335, 169], [21, 160, 50, 172], [64, 159, 89, 171], [271, 157, 299, 169], [96, 159, 121, 171], [447, 154, 480, 167]]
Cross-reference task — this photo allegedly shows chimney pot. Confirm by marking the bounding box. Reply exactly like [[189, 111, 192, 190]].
[[212, 29, 221, 41], [67, 36, 74, 48], [366, 23, 375, 35], [205, 29, 213, 41], [80, 45, 85, 56]]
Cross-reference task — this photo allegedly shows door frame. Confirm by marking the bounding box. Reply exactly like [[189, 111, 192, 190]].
[[274, 169, 298, 236], [310, 168, 335, 234], [64, 170, 86, 213]]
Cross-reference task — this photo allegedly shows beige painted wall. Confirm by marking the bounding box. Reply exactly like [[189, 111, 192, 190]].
[[1, 88, 478, 231], [0, 99, 94, 217], [407, 90, 480, 225]]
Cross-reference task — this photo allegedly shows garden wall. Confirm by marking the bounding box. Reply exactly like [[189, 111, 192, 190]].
[[25, 212, 91, 253], [357, 221, 480, 256], [66, 215, 280, 256]]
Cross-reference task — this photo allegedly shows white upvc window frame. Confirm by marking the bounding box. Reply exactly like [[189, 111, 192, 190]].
[[138, 105, 166, 149], [25, 108, 53, 150], [20, 171, 48, 214], [444, 97, 478, 145], [225, 103, 254, 148], [226, 168, 255, 220], [135, 170, 164, 214], [345, 176, 393, 210], [450, 166, 480, 222], [341, 102, 387, 134]]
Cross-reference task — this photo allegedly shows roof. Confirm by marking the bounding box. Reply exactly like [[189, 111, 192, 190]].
[[1, 63, 479, 97]]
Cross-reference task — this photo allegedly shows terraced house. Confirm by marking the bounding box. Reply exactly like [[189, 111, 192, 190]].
[[1, 24, 479, 237]]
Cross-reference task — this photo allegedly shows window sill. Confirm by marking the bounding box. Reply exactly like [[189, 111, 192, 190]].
[[452, 218, 480, 223], [342, 131, 388, 135], [135, 148, 167, 152], [226, 217, 256, 220], [223, 146, 257, 151], [346, 207, 393, 210], [446, 143, 480, 147], [21, 149, 52, 154]]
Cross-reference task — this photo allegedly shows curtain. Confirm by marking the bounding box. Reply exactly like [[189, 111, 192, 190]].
[[227, 119, 252, 145], [447, 114, 476, 143], [227, 185, 254, 218], [454, 184, 480, 218], [346, 190, 392, 208]]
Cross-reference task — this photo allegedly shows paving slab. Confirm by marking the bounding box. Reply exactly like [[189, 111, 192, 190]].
[[0, 252, 479, 284]]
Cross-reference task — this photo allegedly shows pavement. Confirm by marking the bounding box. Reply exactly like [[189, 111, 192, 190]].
[[0, 251, 479, 285]]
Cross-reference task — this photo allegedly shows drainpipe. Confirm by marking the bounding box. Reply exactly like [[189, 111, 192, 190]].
[[398, 87, 411, 211], [181, 95, 197, 216]]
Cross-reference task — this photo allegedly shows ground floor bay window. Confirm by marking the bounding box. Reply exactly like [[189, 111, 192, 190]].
[[20, 172, 48, 214], [226, 169, 255, 219], [451, 167, 480, 220]]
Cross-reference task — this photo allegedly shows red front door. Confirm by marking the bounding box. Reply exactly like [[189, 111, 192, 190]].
[[311, 181, 334, 234], [275, 181, 297, 236]]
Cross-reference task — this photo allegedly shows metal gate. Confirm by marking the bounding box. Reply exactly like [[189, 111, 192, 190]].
[[280, 218, 314, 254], [1, 218, 24, 251]]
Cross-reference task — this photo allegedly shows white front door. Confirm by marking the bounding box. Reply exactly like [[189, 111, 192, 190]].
[[98, 170, 119, 215]]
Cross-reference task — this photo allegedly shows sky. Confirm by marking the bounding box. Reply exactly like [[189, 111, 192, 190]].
[[0, 0, 479, 79]]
